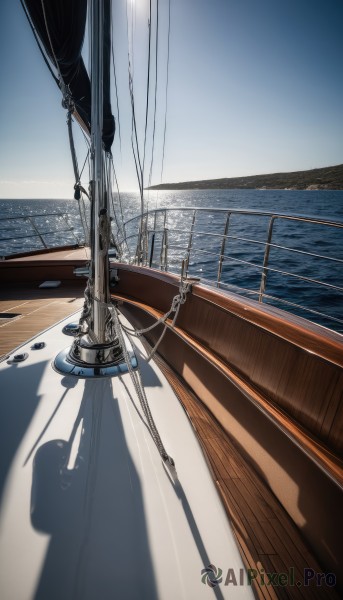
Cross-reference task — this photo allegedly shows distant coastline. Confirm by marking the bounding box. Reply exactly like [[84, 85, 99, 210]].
[[147, 164, 343, 191]]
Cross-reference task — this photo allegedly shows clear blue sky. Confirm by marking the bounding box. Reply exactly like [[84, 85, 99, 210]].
[[0, 0, 342, 198]]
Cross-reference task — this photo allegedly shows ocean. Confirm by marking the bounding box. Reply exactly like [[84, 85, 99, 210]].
[[0, 189, 342, 332]]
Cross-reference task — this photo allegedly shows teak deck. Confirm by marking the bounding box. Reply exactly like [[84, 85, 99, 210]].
[[0, 286, 85, 358], [0, 247, 87, 357], [0, 248, 341, 599], [153, 351, 337, 600]]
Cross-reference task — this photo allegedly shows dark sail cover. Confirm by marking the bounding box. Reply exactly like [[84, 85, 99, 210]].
[[23, 0, 115, 151]]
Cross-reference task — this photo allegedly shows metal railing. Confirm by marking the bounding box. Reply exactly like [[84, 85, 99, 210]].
[[0, 212, 81, 256], [118, 207, 343, 332], [1, 207, 342, 332]]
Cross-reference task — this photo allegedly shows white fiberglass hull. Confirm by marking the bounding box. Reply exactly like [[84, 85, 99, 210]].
[[0, 312, 253, 600]]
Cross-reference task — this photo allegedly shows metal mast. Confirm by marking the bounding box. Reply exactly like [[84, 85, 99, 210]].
[[54, 0, 131, 378], [90, 0, 109, 342]]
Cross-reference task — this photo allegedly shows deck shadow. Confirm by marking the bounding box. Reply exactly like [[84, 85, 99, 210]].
[[31, 378, 159, 600]]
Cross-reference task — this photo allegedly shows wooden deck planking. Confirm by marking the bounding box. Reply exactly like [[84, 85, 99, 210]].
[[3, 246, 89, 262], [0, 245, 87, 356], [0, 286, 84, 358], [151, 349, 339, 600]]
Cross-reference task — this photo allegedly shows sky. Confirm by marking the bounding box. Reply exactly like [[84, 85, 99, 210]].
[[0, 0, 342, 199]]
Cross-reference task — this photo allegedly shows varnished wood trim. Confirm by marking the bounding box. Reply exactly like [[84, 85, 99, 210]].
[[151, 349, 340, 599], [113, 263, 343, 368], [194, 284, 343, 368], [113, 292, 343, 486], [117, 298, 343, 592], [1, 244, 83, 260], [112, 266, 343, 454]]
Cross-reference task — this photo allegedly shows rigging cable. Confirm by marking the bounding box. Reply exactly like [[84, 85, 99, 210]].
[[67, 111, 90, 243], [110, 17, 122, 151], [142, 0, 152, 180], [109, 156, 130, 257], [125, 0, 146, 260], [79, 148, 90, 181], [104, 153, 121, 255], [67, 111, 80, 183], [160, 0, 171, 184], [78, 124, 92, 250], [125, 0, 143, 195], [148, 0, 160, 189], [124, 0, 160, 262]]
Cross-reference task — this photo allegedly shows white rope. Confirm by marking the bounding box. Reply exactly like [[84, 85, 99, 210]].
[[89, 276, 191, 473], [84, 267, 194, 474], [117, 277, 191, 361], [109, 305, 175, 471]]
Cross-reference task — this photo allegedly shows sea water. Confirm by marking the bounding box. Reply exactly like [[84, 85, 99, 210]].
[[0, 189, 342, 332]]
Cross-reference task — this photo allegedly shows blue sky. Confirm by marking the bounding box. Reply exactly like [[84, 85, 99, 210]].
[[0, 0, 342, 198]]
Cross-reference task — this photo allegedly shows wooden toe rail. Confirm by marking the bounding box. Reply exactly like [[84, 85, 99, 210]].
[[110, 264, 343, 595]]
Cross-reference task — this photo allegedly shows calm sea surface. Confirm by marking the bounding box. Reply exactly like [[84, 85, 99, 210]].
[[0, 189, 342, 332]]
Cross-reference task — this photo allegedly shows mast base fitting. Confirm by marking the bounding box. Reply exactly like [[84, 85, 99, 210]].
[[53, 335, 137, 378]]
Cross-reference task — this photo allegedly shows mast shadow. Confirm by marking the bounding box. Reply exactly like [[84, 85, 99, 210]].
[[0, 360, 46, 503], [31, 378, 159, 600]]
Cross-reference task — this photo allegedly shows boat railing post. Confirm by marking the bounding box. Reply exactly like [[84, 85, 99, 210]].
[[143, 213, 149, 265], [259, 215, 276, 302], [217, 211, 231, 287], [135, 226, 141, 264], [160, 227, 168, 271], [163, 208, 167, 243], [165, 228, 169, 271], [149, 211, 157, 267], [185, 210, 196, 277], [149, 231, 155, 267], [135, 213, 147, 265], [159, 210, 167, 269]]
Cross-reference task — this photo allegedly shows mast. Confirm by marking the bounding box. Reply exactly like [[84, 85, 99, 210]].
[[90, 0, 108, 343], [55, 0, 131, 378]]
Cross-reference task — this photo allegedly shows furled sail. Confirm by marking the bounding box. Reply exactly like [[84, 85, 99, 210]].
[[23, 0, 115, 151]]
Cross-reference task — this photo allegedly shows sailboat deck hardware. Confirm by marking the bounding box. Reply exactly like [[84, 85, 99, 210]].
[[8, 352, 29, 363], [110, 268, 119, 285], [73, 266, 90, 277], [38, 280, 61, 288], [62, 323, 80, 336], [31, 342, 46, 350], [53, 345, 137, 378]]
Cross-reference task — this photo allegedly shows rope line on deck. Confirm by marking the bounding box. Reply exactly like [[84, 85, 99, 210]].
[[116, 276, 191, 361], [110, 305, 176, 473]]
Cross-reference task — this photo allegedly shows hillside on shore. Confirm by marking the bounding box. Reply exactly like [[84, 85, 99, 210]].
[[147, 164, 343, 191]]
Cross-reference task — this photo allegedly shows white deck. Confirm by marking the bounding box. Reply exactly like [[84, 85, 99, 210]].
[[0, 313, 254, 599]]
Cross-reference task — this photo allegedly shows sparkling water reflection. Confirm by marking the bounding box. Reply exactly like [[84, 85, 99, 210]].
[[0, 190, 342, 332]]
